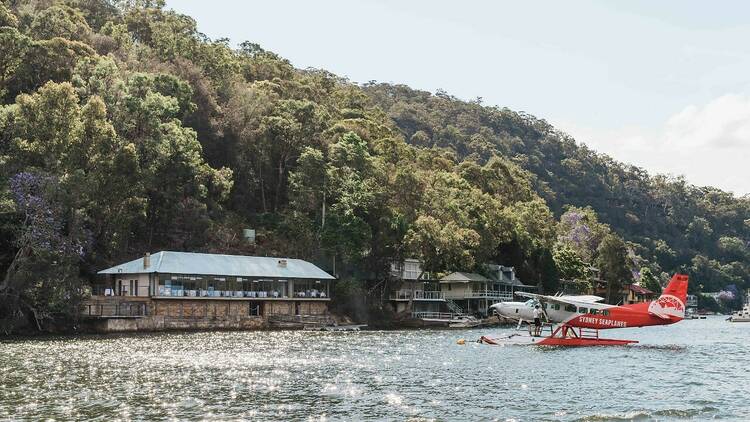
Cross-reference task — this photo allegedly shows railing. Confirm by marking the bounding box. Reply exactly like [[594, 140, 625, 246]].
[[154, 289, 329, 299], [412, 311, 460, 320], [84, 302, 148, 317], [468, 290, 513, 299], [390, 290, 445, 301], [389, 270, 430, 280], [446, 299, 464, 314], [415, 290, 444, 300], [444, 290, 514, 300]]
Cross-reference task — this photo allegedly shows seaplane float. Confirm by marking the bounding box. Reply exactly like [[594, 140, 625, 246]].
[[471, 274, 689, 347]]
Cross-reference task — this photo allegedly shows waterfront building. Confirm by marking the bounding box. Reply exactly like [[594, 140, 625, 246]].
[[440, 268, 535, 317], [388, 259, 447, 318], [388, 259, 534, 320], [86, 251, 335, 331], [621, 284, 655, 304]]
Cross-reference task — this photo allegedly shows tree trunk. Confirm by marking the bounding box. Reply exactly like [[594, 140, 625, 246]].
[[274, 159, 286, 213], [260, 176, 267, 213], [1, 246, 29, 292]]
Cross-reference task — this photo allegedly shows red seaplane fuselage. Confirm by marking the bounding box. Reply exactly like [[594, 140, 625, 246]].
[[484, 274, 689, 346], [564, 274, 689, 330]]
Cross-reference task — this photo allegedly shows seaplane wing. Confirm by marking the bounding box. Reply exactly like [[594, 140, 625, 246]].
[[515, 292, 605, 306]]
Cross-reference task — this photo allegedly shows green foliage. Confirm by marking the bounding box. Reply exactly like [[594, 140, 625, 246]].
[[0, 2, 19, 28], [553, 244, 589, 281], [364, 82, 749, 298], [556, 206, 610, 262], [686, 216, 713, 247], [717, 236, 748, 262], [405, 216, 481, 272], [596, 233, 633, 303], [0, 27, 31, 99], [639, 267, 662, 294], [1, 1, 747, 332], [30, 5, 91, 41]]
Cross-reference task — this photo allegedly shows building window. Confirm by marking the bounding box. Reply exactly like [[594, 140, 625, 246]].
[[293, 280, 328, 298], [249, 303, 262, 316]]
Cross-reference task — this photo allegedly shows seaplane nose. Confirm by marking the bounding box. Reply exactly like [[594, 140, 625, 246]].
[[492, 303, 512, 317]]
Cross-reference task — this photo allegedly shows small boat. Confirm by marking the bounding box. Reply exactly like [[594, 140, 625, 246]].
[[449, 315, 481, 328], [729, 304, 750, 322]]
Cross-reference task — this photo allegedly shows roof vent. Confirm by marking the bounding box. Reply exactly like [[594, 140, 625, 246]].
[[277, 259, 287, 268], [143, 252, 151, 269]]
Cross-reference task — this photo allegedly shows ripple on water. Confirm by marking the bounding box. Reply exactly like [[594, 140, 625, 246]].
[[1, 317, 749, 420]]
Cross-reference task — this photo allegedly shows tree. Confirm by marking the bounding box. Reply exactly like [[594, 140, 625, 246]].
[[0, 3, 18, 28], [553, 244, 589, 281], [717, 236, 749, 262], [0, 173, 88, 333], [257, 99, 328, 211], [0, 27, 30, 100], [639, 267, 662, 294], [1, 0, 748, 333], [556, 206, 610, 263], [30, 5, 92, 41], [405, 216, 481, 273], [686, 217, 713, 247], [596, 233, 632, 304]]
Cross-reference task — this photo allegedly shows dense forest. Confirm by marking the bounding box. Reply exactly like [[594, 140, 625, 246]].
[[1, 0, 748, 332]]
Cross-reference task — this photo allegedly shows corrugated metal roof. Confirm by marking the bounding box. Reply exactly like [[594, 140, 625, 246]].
[[505, 278, 535, 288], [97, 251, 335, 280], [439, 272, 490, 283]]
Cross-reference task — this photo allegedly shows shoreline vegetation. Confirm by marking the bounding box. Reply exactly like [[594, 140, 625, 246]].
[[1, 1, 748, 335]]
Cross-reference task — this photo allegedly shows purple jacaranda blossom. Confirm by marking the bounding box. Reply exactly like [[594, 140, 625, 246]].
[[9, 172, 88, 258], [718, 290, 735, 302]]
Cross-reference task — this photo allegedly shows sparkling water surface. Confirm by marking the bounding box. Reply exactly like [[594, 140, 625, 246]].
[[1, 316, 748, 421]]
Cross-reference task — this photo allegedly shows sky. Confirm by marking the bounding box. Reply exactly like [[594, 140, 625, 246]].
[[167, 0, 750, 196]]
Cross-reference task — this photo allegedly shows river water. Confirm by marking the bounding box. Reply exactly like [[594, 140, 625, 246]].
[[1, 316, 748, 421]]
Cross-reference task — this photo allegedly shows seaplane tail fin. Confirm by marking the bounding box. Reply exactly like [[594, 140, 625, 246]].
[[648, 274, 688, 320]]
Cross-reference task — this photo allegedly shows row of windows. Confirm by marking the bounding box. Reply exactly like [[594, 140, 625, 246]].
[[544, 302, 610, 316]]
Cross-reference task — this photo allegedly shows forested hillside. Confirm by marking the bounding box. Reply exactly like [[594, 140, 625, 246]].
[[1, 0, 748, 332], [363, 85, 750, 293]]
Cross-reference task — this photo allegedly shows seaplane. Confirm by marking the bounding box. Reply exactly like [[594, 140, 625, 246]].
[[477, 274, 688, 346]]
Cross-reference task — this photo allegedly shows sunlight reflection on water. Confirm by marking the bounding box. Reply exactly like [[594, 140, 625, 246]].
[[1, 317, 749, 420]]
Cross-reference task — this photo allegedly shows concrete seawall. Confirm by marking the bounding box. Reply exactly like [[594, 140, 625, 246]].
[[87, 315, 267, 332]]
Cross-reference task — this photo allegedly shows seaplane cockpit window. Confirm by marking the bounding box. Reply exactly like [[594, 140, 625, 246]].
[[524, 299, 536, 307], [602, 310, 610, 316], [578, 307, 588, 314], [564, 304, 577, 312], [589, 309, 599, 315]]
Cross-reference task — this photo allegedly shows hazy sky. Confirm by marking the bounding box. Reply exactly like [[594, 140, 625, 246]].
[[167, 0, 750, 195]]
